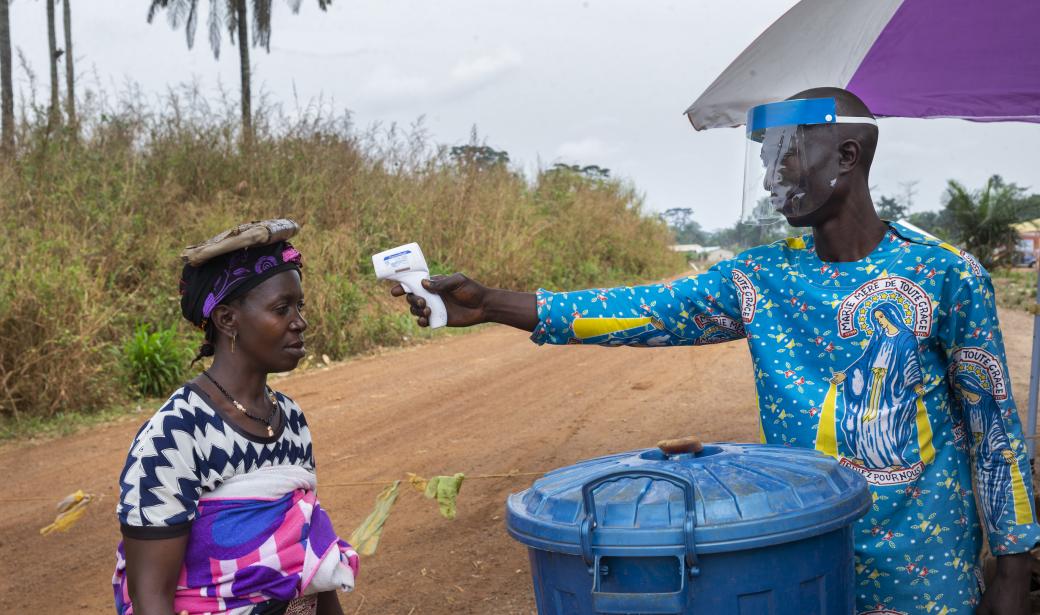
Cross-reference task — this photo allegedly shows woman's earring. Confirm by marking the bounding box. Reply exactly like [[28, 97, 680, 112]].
[[231, 332, 237, 354]]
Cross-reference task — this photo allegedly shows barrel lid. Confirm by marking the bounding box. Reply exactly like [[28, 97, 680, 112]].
[[506, 443, 870, 555]]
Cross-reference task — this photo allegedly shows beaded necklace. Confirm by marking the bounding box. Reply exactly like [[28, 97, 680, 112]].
[[202, 370, 279, 437]]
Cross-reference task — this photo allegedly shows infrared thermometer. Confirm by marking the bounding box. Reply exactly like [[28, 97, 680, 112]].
[[372, 243, 448, 329]]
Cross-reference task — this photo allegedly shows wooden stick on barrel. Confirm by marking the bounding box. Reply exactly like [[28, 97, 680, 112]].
[[656, 436, 704, 455]]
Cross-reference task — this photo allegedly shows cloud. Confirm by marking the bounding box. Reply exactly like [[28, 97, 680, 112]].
[[555, 137, 620, 162], [360, 48, 522, 107], [449, 49, 522, 87], [363, 65, 431, 100]]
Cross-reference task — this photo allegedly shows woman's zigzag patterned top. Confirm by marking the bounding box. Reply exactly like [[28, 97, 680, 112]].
[[117, 385, 314, 535]]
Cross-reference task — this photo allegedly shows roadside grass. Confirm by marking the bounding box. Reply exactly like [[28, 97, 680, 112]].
[[0, 399, 148, 442], [992, 268, 1038, 312]]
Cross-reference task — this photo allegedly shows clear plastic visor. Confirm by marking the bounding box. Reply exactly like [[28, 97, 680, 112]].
[[741, 123, 841, 225], [740, 97, 878, 225]]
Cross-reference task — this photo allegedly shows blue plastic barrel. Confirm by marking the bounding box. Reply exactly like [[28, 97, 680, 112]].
[[506, 443, 871, 614]]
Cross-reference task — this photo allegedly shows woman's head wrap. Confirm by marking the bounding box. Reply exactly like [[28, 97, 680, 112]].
[[179, 220, 303, 330]]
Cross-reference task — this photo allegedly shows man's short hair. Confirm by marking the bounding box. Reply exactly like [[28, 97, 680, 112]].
[[788, 87, 878, 173]]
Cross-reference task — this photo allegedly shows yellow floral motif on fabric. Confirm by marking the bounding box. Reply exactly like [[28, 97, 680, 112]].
[[816, 382, 839, 458], [572, 317, 652, 339], [1010, 460, 1034, 525]]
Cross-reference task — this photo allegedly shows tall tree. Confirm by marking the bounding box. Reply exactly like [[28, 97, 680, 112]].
[[905, 210, 953, 241], [147, 0, 332, 147], [46, 0, 60, 131], [62, 0, 74, 130], [660, 207, 707, 245], [234, 0, 250, 144], [943, 175, 1024, 269], [875, 195, 908, 221], [0, 0, 13, 154]]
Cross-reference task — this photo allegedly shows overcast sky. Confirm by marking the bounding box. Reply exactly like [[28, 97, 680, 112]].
[[10, 0, 1040, 230]]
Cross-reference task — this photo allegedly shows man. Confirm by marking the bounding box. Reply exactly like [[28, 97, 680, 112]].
[[391, 88, 1039, 614]]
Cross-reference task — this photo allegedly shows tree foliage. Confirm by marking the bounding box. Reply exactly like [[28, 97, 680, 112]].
[[904, 209, 954, 240], [147, 0, 330, 58], [550, 162, 610, 180], [449, 144, 509, 168], [942, 175, 1025, 268], [659, 207, 707, 244], [875, 195, 908, 221], [659, 208, 791, 251]]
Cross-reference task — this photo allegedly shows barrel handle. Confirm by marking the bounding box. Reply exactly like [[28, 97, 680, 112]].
[[579, 468, 700, 577]]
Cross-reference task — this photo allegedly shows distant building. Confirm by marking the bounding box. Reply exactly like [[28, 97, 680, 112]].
[[670, 244, 710, 253], [1013, 218, 1040, 266], [670, 244, 735, 263], [705, 248, 735, 263]]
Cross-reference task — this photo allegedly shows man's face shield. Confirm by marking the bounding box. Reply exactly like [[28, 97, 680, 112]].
[[741, 98, 877, 225]]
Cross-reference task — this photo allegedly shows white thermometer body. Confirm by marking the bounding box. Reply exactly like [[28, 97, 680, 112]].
[[372, 243, 448, 329]]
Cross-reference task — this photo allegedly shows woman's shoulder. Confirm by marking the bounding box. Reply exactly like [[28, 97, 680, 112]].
[[271, 388, 299, 409], [130, 384, 221, 443], [270, 389, 310, 431], [158, 383, 220, 420]]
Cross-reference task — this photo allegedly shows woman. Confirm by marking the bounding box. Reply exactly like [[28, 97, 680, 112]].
[[113, 222, 358, 615], [833, 302, 925, 469]]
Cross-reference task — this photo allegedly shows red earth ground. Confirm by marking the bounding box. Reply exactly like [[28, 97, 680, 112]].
[[1, 308, 1035, 614]]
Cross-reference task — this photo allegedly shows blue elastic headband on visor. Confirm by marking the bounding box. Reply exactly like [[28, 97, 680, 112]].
[[746, 97, 878, 139], [747, 97, 837, 134]]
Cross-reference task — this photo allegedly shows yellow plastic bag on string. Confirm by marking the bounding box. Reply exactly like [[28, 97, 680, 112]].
[[407, 472, 465, 520], [348, 481, 401, 556], [406, 472, 428, 493], [40, 490, 94, 535]]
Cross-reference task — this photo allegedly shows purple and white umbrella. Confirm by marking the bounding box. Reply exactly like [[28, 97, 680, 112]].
[[685, 0, 1040, 458], [684, 0, 1040, 129]]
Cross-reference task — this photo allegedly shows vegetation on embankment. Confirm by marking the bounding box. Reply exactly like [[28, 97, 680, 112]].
[[0, 89, 683, 427], [992, 268, 1037, 313]]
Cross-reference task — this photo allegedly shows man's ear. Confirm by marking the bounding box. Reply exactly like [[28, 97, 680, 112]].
[[211, 304, 238, 339], [838, 139, 861, 174]]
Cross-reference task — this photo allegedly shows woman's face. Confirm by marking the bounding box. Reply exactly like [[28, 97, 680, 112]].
[[874, 310, 889, 328], [234, 270, 308, 373]]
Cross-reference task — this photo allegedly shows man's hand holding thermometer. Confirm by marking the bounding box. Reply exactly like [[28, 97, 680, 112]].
[[374, 243, 538, 331], [373, 243, 450, 328]]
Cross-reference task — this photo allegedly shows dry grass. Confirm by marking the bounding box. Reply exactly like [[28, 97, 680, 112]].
[[0, 87, 683, 423]]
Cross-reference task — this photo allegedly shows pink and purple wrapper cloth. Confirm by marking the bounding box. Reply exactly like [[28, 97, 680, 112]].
[[113, 488, 358, 615]]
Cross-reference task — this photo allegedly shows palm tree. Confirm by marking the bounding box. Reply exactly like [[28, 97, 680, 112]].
[[943, 175, 1024, 269], [62, 0, 75, 132], [0, 0, 13, 155], [46, 0, 60, 131], [147, 0, 332, 147]]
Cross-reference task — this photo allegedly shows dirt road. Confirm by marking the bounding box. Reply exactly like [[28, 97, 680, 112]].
[[1, 309, 1035, 614]]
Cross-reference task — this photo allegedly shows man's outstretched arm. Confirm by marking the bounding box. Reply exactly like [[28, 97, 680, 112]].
[[391, 263, 747, 347], [391, 274, 538, 331]]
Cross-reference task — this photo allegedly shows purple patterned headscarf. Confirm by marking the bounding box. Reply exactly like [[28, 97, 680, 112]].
[[179, 242, 303, 330]]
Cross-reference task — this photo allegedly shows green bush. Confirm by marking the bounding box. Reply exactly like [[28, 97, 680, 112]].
[[122, 324, 192, 398]]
